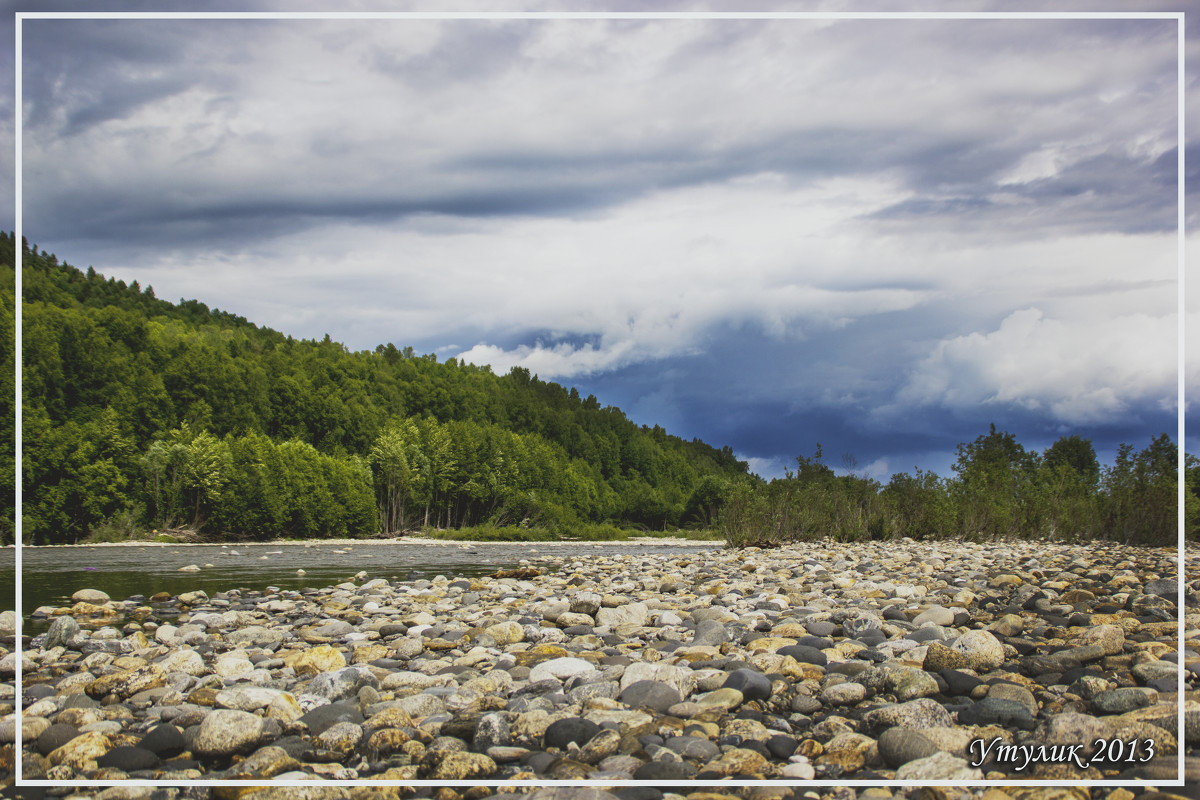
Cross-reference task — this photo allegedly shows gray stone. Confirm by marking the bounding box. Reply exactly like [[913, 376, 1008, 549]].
[[663, 735, 720, 761], [306, 665, 378, 702], [474, 713, 512, 750], [865, 698, 954, 732], [986, 682, 1038, 717], [1092, 687, 1155, 715], [822, 682, 867, 706], [691, 619, 731, 646], [912, 606, 956, 627], [888, 666, 940, 701], [877, 727, 940, 767], [1144, 578, 1178, 598], [617, 680, 682, 712], [44, 615, 81, 650]]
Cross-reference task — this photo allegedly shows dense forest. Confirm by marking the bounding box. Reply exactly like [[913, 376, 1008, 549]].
[[10, 233, 749, 544], [6, 233, 1193, 547]]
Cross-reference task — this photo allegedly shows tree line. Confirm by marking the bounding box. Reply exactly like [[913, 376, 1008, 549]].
[[6, 233, 1191, 547], [717, 426, 1191, 547], [10, 234, 749, 544]]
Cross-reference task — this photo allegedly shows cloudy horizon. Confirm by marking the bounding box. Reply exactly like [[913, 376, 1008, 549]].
[[10, 6, 1194, 481]]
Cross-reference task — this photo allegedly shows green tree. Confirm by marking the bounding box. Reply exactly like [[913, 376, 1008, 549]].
[[368, 418, 421, 534], [1101, 433, 1177, 545], [1043, 434, 1100, 490], [951, 424, 1040, 539]]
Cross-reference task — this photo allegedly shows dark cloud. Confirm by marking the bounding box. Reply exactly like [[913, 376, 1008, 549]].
[[6, 8, 1189, 481], [868, 148, 1178, 236]]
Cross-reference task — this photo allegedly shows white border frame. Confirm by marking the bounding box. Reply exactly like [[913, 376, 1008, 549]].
[[11, 9, 1190, 791]]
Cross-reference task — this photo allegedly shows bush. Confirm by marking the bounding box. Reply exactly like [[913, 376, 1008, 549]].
[[721, 431, 1180, 549], [84, 508, 143, 543]]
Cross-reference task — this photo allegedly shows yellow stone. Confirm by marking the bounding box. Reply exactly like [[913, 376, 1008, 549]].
[[1133, 641, 1176, 658], [48, 731, 113, 770], [978, 790, 1015, 800], [367, 766, 421, 781], [112, 656, 149, 670], [746, 636, 798, 653], [513, 644, 569, 667], [770, 622, 807, 638], [69, 602, 117, 618], [351, 644, 391, 664], [287, 644, 346, 676]]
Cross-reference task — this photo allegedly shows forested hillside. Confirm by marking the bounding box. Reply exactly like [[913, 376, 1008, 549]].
[[10, 233, 749, 544]]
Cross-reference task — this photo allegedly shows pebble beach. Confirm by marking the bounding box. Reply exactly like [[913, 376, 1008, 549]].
[[1, 537, 1197, 800]]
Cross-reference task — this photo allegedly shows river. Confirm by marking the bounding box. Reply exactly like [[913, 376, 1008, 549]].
[[0, 539, 720, 632]]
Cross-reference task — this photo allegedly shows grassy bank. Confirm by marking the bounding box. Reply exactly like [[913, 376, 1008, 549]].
[[80, 521, 724, 545]]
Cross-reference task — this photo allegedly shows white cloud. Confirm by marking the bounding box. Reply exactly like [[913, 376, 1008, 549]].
[[18, 13, 1187, 472], [896, 306, 1178, 424]]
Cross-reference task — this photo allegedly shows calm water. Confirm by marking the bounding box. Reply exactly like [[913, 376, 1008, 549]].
[[0, 540, 717, 630]]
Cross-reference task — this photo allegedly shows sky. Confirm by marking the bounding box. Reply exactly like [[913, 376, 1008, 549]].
[[4, 1, 1197, 482]]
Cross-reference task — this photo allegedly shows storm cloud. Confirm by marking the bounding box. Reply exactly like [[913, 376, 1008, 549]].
[[11, 5, 1191, 479]]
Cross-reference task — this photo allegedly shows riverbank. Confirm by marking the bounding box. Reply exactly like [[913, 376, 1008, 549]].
[[16, 535, 722, 549], [3, 537, 1197, 790]]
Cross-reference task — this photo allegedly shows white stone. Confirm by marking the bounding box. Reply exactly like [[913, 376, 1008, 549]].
[[214, 653, 254, 678], [528, 656, 596, 684], [596, 602, 649, 629]]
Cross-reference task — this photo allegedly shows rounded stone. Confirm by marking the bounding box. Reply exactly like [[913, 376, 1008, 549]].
[[429, 751, 498, 780], [290, 644, 346, 677], [618, 680, 683, 712], [864, 698, 954, 732], [71, 589, 110, 604], [777, 644, 827, 666], [1091, 688, 1154, 715], [38, 724, 82, 757], [895, 751, 984, 780], [97, 745, 160, 772], [912, 606, 955, 626], [956, 697, 1038, 730], [528, 656, 595, 684], [44, 616, 81, 650], [47, 730, 114, 769], [138, 724, 186, 758], [473, 713, 512, 750], [878, 727, 940, 767], [691, 619, 731, 646], [632, 760, 698, 780], [822, 682, 867, 706], [950, 630, 1005, 672], [663, 734, 720, 761], [889, 667, 940, 701], [543, 717, 602, 750], [722, 669, 772, 702], [315, 721, 363, 755], [192, 709, 265, 758]]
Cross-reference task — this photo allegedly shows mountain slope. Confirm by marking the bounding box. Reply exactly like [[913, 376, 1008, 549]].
[[12, 233, 749, 544]]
